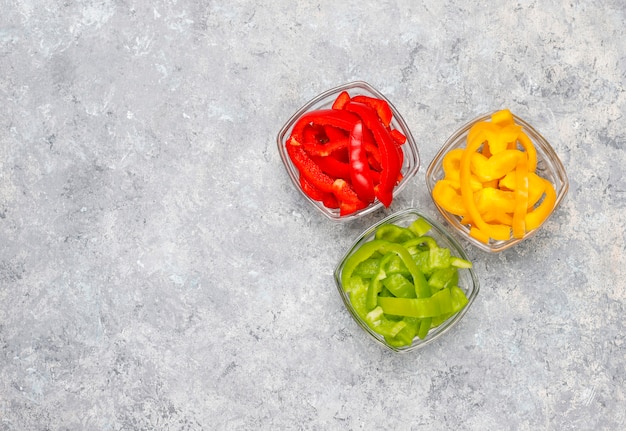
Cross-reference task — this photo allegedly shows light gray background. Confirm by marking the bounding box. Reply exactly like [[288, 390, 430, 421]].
[[1, 1, 625, 430]]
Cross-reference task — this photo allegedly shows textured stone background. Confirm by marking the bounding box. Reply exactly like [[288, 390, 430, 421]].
[[1, 0, 625, 429]]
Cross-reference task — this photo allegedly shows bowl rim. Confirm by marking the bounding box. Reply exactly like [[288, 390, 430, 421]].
[[276, 81, 420, 222], [333, 208, 480, 352], [425, 110, 569, 252]]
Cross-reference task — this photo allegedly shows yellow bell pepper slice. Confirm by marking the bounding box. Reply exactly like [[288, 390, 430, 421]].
[[469, 226, 490, 244], [491, 109, 514, 127], [442, 148, 482, 191], [517, 131, 537, 173], [474, 187, 515, 215], [500, 171, 546, 209], [470, 149, 522, 182], [525, 179, 557, 231], [512, 153, 529, 239], [432, 180, 467, 216], [460, 130, 511, 241]]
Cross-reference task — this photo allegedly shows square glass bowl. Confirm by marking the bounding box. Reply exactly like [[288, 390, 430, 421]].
[[277, 81, 420, 221], [333, 208, 480, 352], [425, 111, 569, 253]]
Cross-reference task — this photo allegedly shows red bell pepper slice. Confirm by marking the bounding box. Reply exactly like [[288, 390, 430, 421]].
[[299, 175, 339, 208], [311, 154, 351, 180], [290, 109, 359, 144], [352, 95, 393, 128], [349, 121, 376, 203], [299, 174, 326, 201], [302, 123, 328, 146], [332, 179, 368, 216], [323, 125, 348, 142], [332, 91, 351, 110], [390, 129, 407, 145], [301, 136, 349, 157], [344, 101, 400, 207], [286, 139, 335, 193]]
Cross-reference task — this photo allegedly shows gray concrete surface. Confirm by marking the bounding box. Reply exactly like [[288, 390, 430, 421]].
[[1, 1, 625, 429]]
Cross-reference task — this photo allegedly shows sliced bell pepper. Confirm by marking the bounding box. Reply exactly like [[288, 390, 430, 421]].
[[287, 140, 335, 193], [379, 286, 468, 320], [525, 178, 556, 231], [299, 174, 327, 201], [491, 108, 515, 127], [344, 101, 400, 207], [499, 171, 546, 209], [331, 179, 368, 216], [408, 217, 433, 237], [442, 148, 483, 191], [323, 124, 348, 141], [348, 121, 376, 203], [311, 154, 351, 180], [512, 152, 529, 238], [432, 180, 468, 216], [375, 224, 417, 243], [332, 91, 351, 110], [351, 94, 393, 128], [517, 131, 537, 173], [431, 109, 560, 243], [470, 149, 522, 182], [301, 136, 349, 157], [290, 109, 360, 144], [390, 129, 407, 145], [460, 130, 512, 241], [340, 221, 473, 347]]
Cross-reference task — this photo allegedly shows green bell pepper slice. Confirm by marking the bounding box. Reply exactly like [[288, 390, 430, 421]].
[[377, 286, 467, 318], [375, 224, 417, 243], [382, 273, 417, 298], [353, 257, 382, 279], [342, 239, 431, 302], [427, 266, 459, 291], [408, 217, 432, 237]]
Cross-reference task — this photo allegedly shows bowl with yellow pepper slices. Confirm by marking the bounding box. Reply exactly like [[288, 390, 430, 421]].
[[425, 109, 569, 253]]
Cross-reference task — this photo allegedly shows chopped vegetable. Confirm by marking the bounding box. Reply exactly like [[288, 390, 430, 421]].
[[340, 218, 472, 348], [432, 109, 558, 243], [285, 91, 407, 215]]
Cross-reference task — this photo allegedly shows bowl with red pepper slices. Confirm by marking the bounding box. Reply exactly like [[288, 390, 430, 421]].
[[277, 81, 420, 220], [334, 209, 480, 352], [425, 109, 569, 252]]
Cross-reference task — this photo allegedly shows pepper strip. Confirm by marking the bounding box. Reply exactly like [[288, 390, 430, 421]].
[[525, 179, 556, 231], [432, 180, 468, 216], [341, 239, 430, 303], [460, 130, 511, 241], [331, 179, 368, 216], [286, 141, 335, 193], [377, 287, 455, 318], [344, 102, 400, 207], [352, 95, 393, 128], [332, 91, 351, 110], [517, 131, 537, 173], [289, 109, 360, 144], [300, 135, 349, 157], [311, 155, 351, 180], [512, 151, 529, 238], [348, 122, 376, 203]]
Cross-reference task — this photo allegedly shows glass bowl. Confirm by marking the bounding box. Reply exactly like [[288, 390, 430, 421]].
[[277, 81, 420, 221], [425, 111, 569, 253], [333, 208, 480, 352]]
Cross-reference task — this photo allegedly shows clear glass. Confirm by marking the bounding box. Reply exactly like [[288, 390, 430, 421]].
[[333, 208, 480, 352], [425, 112, 569, 253], [277, 81, 420, 221]]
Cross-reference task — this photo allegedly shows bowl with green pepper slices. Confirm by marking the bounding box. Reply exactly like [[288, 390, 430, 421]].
[[334, 209, 480, 352]]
